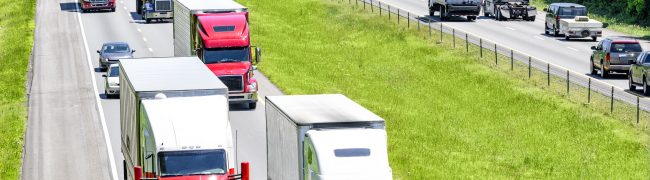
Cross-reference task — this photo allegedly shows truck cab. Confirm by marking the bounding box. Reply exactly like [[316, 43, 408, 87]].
[[303, 129, 392, 180], [136, 0, 173, 23], [173, 0, 260, 109]]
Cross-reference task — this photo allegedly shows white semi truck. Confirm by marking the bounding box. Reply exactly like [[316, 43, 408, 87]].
[[120, 57, 248, 180], [265, 94, 393, 180]]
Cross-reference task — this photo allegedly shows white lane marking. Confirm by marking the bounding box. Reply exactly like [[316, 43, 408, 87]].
[[148, 48, 154, 52], [120, 0, 123, 3], [76, 4, 119, 180], [535, 36, 544, 41], [505, 27, 516, 31], [137, 28, 141, 32], [142, 37, 147, 42], [123, 6, 127, 10], [567, 47, 579, 52]]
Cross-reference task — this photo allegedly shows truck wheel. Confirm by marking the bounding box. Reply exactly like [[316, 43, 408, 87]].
[[482, 7, 489, 17], [467, 16, 475, 21], [601, 63, 608, 78], [123, 160, 127, 180], [644, 78, 650, 96], [630, 74, 637, 91], [592, 36, 597, 41], [565, 36, 570, 40], [111, 8, 115, 12], [529, 16, 535, 21], [439, 6, 446, 21], [553, 27, 559, 37], [145, 18, 151, 23], [248, 102, 257, 109], [590, 59, 598, 75]]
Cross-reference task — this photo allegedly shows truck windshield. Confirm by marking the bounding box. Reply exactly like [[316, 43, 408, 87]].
[[159, 149, 227, 177], [610, 43, 642, 53], [558, 7, 587, 17], [203, 47, 250, 64]]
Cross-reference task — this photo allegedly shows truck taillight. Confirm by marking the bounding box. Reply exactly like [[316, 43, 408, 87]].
[[606, 53, 611, 62], [555, 15, 559, 22], [228, 162, 250, 180], [229, 168, 235, 175]]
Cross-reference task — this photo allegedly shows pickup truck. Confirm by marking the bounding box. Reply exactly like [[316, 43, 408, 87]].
[[628, 52, 650, 95], [544, 3, 606, 41]]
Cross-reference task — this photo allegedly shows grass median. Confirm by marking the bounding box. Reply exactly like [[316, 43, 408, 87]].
[[238, 0, 650, 178], [0, 0, 35, 178]]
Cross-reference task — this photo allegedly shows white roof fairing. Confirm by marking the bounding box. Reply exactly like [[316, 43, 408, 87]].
[[119, 57, 227, 92], [141, 95, 232, 151], [175, 0, 247, 13]]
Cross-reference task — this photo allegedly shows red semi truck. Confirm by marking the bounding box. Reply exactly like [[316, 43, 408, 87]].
[[173, 0, 260, 109]]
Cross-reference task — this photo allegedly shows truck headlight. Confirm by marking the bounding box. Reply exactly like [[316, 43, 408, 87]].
[[248, 82, 257, 92]]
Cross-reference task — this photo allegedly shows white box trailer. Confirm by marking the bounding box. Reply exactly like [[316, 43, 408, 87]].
[[173, 0, 247, 57], [119, 57, 229, 180], [135, 95, 238, 179], [265, 94, 392, 180]]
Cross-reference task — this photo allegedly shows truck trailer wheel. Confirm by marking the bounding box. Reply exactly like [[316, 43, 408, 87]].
[[592, 36, 597, 41], [123, 160, 127, 180], [248, 102, 257, 109]]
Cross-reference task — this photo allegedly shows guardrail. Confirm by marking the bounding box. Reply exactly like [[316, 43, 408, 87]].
[[334, 0, 650, 128]]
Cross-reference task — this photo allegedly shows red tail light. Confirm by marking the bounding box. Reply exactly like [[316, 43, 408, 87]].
[[555, 15, 559, 21], [229, 168, 235, 175], [606, 53, 611, 62]]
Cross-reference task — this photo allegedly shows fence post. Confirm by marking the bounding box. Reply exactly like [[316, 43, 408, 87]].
[[478, 38, 483, 59], [418, 16, 420, 31], [566, 70, 570, 95], [355, 0, 357, 7], [407, 12, 410, 28], [371, 0, 373, 13], [528, 56, 532, 79], [636, 96, 641, 124], [494, 44, 498, 65], [397, 9, 400, 24], [465, 34, 468, 53], [439, 23, 443, 43], [510, 50, 513, 71], [610, 86, 614, 113], [547, 64, 550, 86], [587, 78, 591, 104], [428, 21, 431, 38], [363, 0, 366, 10], [388, 5, 390, 20], [452, 29, 456, 48]]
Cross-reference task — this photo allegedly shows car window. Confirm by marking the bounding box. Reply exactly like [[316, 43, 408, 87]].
[[610, 43, 642, 53], [558, 7, 587, 17], [103, 44, 130, 53], [109, 67, 119, 77], [645, 54, 650, 63]]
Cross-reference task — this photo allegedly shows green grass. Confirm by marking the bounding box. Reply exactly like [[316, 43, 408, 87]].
[[531, 0, 650, 39], [0, 0, 35, 178], [238, 0, 650, 178]]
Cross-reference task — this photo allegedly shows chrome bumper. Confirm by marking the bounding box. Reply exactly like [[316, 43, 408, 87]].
[[145, 11, 173, 19], [228, 91, 258, 103]]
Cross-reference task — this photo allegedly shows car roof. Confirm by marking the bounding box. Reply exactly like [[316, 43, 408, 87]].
[[550, 3, 585, 8], [102, 42, 129, 46]]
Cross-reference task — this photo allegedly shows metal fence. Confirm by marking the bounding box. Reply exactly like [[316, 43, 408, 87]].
[[334, 0, 650, 128]]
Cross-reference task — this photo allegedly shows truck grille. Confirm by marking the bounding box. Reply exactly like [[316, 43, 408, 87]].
[[218, 75, 244, 92], [89, 0, 106, 2], [155, 0, 171, 11]]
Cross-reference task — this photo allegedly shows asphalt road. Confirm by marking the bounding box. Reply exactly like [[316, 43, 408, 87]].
[[24, 0, 283, 179], [376, 0, 650, 90]]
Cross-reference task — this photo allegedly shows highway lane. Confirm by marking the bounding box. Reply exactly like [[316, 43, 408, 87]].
[[375, 0, 650, 89], [23, 0, 115, 179], [78, 0, 281, 179]]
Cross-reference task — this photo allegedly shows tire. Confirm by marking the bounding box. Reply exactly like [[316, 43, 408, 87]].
[[145, 18, 151, 23], [544, 24, 549, 35], [111, 8, 115, 12], [565, 36, 570, 40], [439, 5, 447, 21], [592, 36, 597, 41], [529, 16, 535, 21], [123, 160, 127, 180], [600, 63, 608, 78], [590, 59, 598, 75], [248, 102, 257, 109], [467, 16, 475, 21], [553, 26, 559, 37], [644, 78, 650, 96], [630, 74, 637, 91]]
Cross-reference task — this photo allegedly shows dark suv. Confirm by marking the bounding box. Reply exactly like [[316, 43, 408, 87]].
[[590, 38, 642, 78], [628, 52, 650, 95]]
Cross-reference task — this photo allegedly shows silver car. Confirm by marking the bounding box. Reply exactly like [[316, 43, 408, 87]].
[[102, 64, 120, 98], [590, 38, 642, 78], [97, 42, 134, 70]]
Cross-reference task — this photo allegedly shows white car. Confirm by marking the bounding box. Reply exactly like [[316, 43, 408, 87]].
[[103, 64, 120, 98]]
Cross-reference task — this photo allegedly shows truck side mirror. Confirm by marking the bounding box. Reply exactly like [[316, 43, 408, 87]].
[[543, 8, 547, 12], [254, 47, 261, 64], [590, 46, 596, 50], [97, 50, 101, 54], [132, 49, 136, 53], [602, 23, 609, 28]]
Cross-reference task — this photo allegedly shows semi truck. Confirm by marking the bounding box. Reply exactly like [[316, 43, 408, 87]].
[[79, 0, 115, 12], [173, 0, 261, 109], [265, 94, 393, 180], [428, 0, 481, 21], [119, 57, 244, 180], [482, 0, 536, 21], [135, 0, 173, 23]]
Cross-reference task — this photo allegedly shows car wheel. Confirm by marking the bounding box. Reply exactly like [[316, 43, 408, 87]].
[[592, 36, 597, 41], [644, 78, 650, 96], [248, 102, 257, 109], [600, 63, 608, 78], [590, 59, 598, 75], [629, 74, 637, 91], [553, 27, 559, 37], [123, 160, 127, 180], [544, 24, 549, 35]]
